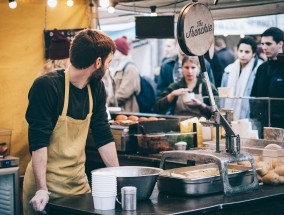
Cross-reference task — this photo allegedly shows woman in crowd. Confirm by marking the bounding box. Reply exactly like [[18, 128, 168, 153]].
[[221, 37, 263, 120], [156, 56, 218, 118]]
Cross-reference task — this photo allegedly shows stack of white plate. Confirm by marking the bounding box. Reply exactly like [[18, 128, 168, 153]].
[[91, 171, 117, 210]]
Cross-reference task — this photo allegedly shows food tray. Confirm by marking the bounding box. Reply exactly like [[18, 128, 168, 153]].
[[157, 163, 255, 196]]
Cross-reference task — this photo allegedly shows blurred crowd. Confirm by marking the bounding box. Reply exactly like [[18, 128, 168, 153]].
[[105, 27, 284, 130], [43, 27, 284, 131]]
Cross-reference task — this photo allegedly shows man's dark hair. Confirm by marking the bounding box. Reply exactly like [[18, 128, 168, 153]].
[[237, 37, 258, 53], [261, 27, 284, 44], [70, 29, 116, 69]]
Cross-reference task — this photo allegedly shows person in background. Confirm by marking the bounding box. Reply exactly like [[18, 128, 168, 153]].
[[156, 43, 215, 98], [214, 36, 235, 87], [41, 29, 70, 74], [154, 39, 179, 83], [205, 43, 222, 87], [220, 37, 263, 120], [251, 27, 284, 129], [23, 29, 119, 215], [108, 36, 141, 112], [256, 46, 267, 62], [156, 56, 218, 118]]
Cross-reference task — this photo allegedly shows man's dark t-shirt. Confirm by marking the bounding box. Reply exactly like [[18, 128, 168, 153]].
[[26, 70, 114, 153]]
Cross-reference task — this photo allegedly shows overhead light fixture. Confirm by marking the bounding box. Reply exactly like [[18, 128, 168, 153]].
[[150, 6, 157, 17], [9, 0, 17, 9], [47, 0, 57, 8], [99, 0, 110, 8], [67, 0, 74, 7]]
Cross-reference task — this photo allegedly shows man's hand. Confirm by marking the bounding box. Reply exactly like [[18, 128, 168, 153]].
[[29, 190, 50, 213]]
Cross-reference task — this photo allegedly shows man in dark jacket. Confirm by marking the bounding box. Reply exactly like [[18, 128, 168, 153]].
[[250, 27, 284, 131], [214, 36, 235, 87]]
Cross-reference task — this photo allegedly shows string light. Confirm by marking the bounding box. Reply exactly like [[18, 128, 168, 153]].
[[150, 6, 157, 16], [67, 0, 74, 7], [107, 1, 118, 14], [9, 0, 17, 9], [108, 6, 115, 14], [47, 0, 57, 8]]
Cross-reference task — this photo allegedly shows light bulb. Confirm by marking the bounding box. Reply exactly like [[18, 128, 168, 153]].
[[108, 6, 115, 14], [47, 0, 57, 8], [67, 0, 74, 7], [9, 1, 17, 9], [99, 0, 109, 8]]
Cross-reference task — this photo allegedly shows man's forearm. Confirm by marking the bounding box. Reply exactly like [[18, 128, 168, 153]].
[[32, 147, 48, 191], [98, 142, 119, 167]]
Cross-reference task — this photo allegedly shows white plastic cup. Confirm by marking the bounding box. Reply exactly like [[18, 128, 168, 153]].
[[182, 92, 195, 103], [93, 195, 116, 210], [174, 141, 187, 150]]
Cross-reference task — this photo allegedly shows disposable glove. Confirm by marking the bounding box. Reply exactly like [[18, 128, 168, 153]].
[[29, 190, 50, 213]]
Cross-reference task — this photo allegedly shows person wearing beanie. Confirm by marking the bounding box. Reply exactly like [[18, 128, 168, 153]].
[[114, 36, 129, 55], [107, 36, 141, 112], [41, 29, 70, 75]]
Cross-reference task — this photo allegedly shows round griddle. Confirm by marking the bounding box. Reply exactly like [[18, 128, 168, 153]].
[[177, 2, 214, 56]]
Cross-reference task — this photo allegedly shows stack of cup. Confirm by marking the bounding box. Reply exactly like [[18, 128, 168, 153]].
[[92, 171, 117, 210]]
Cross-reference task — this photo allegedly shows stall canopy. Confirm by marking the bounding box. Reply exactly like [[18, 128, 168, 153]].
[[98, 0, 284, 25]]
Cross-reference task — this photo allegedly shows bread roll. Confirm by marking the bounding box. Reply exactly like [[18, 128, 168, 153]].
[[127, 115, 139, 122], [148, 117, 158, 121], [139, 117, 148, 122], [262, 171, 279, 185], [274, 166, 284, 176], [115, 115, 127, 121], [256, 161, 272, 176]]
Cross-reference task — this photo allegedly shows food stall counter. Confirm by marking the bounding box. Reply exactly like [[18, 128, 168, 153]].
[[47, 184, 284, 215]]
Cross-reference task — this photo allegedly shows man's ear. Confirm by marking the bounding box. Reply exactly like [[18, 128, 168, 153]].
[[96, 57, 102, 68]]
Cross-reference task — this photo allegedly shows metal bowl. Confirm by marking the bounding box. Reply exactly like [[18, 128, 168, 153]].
[[91, 166, 163, 200]]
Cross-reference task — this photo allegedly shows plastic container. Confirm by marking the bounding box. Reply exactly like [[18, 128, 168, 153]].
[[93, 196, 116, 210], [137, 132, 194, 154], [0, 129, 12, 157]]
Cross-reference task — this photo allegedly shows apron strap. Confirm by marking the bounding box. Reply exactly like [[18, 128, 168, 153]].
[[87, 84, 93, 114], [62, 68, 70, 116]]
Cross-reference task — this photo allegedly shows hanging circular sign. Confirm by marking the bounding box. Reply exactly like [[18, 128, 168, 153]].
[[177, 3, 214, 56]]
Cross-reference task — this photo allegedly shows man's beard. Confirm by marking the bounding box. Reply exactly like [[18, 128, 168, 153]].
[[88, 65, 105, 83]]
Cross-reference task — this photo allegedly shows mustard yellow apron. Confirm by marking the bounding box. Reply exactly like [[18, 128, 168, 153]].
[[23, 69, 93, 215]]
